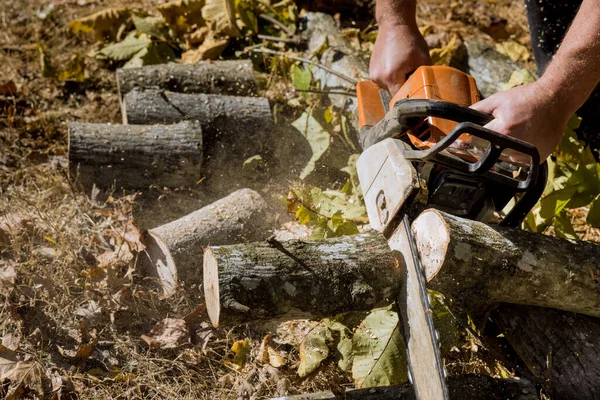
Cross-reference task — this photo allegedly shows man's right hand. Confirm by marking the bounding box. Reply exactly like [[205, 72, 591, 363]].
[[369, 23, 431, 95]]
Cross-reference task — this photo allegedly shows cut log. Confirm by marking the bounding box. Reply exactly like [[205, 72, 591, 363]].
[[68, 121, 202, 189], [139, 188, 275, 294], [203, 232, 400, 326], [272, 375, 537, 400], [412, 209, 600, 317], [493, 304, 600, 400], [117, 60, 257, 98]]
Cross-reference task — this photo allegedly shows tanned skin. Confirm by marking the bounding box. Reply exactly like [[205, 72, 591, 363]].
[[371, 0, 600, 162]]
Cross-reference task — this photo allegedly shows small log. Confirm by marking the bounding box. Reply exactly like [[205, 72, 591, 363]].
[[68, 121, 202, 189], [272, 375, 537, 400], [139, 188, 274, 294], [117, 60, 257, 98], [203, 232, 400, 326], [412, 209, 600, 317], [493, 304, 600, 400], [121, 90, 273, 166]]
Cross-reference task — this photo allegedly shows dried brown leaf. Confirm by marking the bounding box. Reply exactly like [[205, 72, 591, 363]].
[[0, 262, 17, 297], [2, 332, 21, 351], [157, 0, 205, 38], [57, 338, 97, 360], [0, 347, 47, 399], [0, 213, 35, 243], [141, 318, 190, 349], [0, 81, 17, 96], [202, 0, 239, 37], [181, 37, 228, 62], [69, 7, 131, 42]]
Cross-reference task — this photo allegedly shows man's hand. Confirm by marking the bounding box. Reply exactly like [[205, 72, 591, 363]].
[[470, 81, 570, 163], [369, 23, 431, 95]]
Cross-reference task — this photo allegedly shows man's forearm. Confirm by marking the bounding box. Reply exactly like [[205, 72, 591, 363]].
[[539, 0, 600, 115], [376, 0, 418, 26]]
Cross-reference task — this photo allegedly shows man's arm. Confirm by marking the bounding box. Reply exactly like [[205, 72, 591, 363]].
[[369, 0, 431, 94], [471, 0, 600, 162]]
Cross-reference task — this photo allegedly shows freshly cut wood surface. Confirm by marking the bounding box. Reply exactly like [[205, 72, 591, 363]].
[[117, 60, 256, 97], [139, 188, 274, 294], [412, 209, 600, 317], [68, 121, 202, 189]]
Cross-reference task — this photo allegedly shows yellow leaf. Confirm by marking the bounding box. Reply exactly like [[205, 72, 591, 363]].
[[502, 69, 536, 91], [429, 34, 458, 66], [231, 339, 250, 367], [58, 54, 86, 82], [495, 41, 530, 62], [202, 0, 240, 37], [69, 8, 131, 43], [157, 0, 205, 38]]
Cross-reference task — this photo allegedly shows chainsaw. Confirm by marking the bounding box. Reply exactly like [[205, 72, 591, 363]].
[[355, 65, 547, 399]]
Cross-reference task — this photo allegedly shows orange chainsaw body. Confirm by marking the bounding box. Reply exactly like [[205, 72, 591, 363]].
[[357, 65, 480, 150]]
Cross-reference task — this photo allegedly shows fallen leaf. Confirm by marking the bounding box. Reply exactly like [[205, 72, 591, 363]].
[[0, 346, 47, 399], [0, 81, 17, 96], [141, 318, 190, 349], [257, 334, 286, 367], [291, 110, 331, 180], [182, 303, 207, 324], [298, 323, 330, 377], [181, 37, 229, 62], [502, 68, 536, 90], [230, 339, 250, 368], [495, 40, 530, 62], [0, 261, 17, 297], [2, 332, 21, 351], [57, 338, 97, 360], [157, 0, 205, 38], [58, 54, 86, 82], [69, 7, 131, 42], [99, 35, 152, 61], [268, 347, 286, 368], [202, 0, 240, 37]]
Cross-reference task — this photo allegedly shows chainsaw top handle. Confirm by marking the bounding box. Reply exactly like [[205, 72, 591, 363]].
[[361, 98, 541, 192]]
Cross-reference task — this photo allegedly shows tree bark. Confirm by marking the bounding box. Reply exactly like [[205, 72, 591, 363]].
[[117, 60, 257, 98], [139, 188, 275, 295], [275, 375, 538, 400], [203, 232, 399, 326], [121, 89, 274, 169], [412, 209, 600, 318], [68, 121, 202, 190], [493, 305, 600, 400]]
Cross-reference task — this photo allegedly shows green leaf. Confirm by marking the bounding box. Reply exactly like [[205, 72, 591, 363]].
[[236, 0, 258, 33], [291, 110, 331, 180], [293, 65, 312, 91], [132, 15, 169, 40], [587, 195, 600, 228], [309, 220, 334, 240], [298, 324, 330, 377], [99, 35, 152, 61], [538, 186, 578, 221], [123, 42, 176, 68], [322, 319, 353, 372], [352, 308, 408, 388], [554, 211, 579, 240]]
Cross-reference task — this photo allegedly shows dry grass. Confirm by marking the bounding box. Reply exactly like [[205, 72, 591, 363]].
[[1, 0, 595, 398]]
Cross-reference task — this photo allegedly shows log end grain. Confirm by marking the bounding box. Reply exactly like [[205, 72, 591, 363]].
[[138, 231, 178, 297], [412, 209, 450, 282], [203, 247, 221, 327]]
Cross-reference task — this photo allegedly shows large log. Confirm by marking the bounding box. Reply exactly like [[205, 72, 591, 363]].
[[139, 188, 275, 294], [203, 232, 399, 326], [68, 121, 202, 189], [116, 60, 257, 98], [273, 375, 537, 400], [493, 304, 600, 400], [411, 209, 600, 317]]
